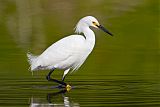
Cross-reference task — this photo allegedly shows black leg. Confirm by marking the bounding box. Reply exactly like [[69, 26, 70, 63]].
[[58, 76, 66, 88], [46, 68, 54, 80], [46, 68, 67, 86]]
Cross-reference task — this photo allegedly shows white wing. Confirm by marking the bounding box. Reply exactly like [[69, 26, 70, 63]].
[[36, 35, 87, 70]]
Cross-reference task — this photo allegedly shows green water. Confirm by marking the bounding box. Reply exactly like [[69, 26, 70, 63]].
[[0, 0, 159, 107]]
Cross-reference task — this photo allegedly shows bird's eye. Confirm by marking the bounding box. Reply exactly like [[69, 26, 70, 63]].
[[92, 21, 97, 26]]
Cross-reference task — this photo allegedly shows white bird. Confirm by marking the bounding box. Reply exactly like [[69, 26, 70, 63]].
[[27, 16, 113, 90]]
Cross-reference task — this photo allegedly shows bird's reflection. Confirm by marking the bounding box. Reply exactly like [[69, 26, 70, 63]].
[[30, 89, 79, 107], [47, 89, 67, 103]]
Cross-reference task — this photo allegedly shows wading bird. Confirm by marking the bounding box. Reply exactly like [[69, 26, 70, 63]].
[[27, 16, 113, 91]]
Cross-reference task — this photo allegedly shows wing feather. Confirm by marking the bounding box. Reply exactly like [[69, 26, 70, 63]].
[[37, 35, 86, 68]]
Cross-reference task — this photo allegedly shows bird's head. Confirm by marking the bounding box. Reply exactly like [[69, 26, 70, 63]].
[[75, 16, 113, 36]]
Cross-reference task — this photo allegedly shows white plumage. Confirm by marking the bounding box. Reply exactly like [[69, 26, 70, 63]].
[[27, 16, 112, 84]]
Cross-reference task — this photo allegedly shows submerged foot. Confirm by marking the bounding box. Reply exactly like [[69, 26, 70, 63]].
[[46, 75, 71, 91], [58, 84, 72, 91]]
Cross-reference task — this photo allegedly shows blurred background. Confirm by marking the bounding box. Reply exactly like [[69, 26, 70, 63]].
[[0, 0, 159, 107]]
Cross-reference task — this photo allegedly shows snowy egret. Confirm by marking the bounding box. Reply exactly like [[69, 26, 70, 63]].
[[27, 16, 113, 90]]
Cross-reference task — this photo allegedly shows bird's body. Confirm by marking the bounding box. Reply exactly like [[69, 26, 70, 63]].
[[27, 16, 112, 89], [29, 34, 94, 71]]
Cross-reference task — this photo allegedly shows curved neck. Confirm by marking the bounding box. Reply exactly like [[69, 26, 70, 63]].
[[83, 27, 95, 48], [75, 22, 95, 48]]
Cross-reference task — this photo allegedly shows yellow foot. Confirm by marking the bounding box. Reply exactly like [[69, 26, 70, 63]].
[[65, 84, 72, 91]]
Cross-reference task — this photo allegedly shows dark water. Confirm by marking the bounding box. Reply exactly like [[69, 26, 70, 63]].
[[0, 0, 159, 107], [0, 75, 160, 107]]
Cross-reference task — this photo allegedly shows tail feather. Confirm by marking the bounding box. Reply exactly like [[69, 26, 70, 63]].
[[27, 52, 38, 71]]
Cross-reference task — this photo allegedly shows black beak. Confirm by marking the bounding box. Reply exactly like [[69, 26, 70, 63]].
[[96, 25, 113, 36]]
